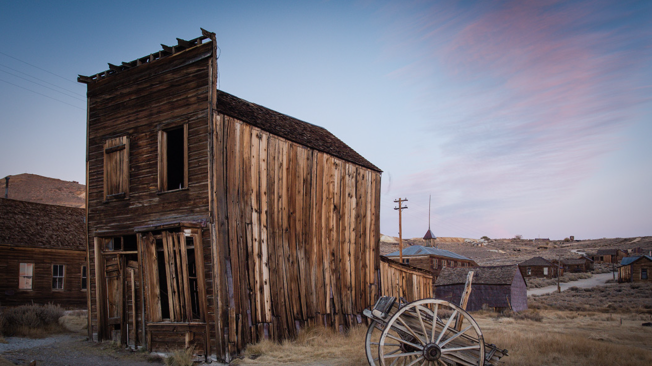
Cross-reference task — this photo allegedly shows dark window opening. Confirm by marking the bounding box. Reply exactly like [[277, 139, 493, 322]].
[[81, 266, 87, 290], [166, 127, 185, 190], [123, 235, 138, 251], [156, 239, 171, 319], [186, 237, 200, 319], [643, 269, 648, 280]]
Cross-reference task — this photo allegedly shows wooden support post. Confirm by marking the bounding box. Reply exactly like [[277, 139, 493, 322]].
[[393, 198, 408, 264], [455, 271, 474, 331]]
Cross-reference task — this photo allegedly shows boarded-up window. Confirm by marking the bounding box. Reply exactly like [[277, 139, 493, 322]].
[[104, 136, 129, 199], [81, 265, 87, 291], [52, 264, 65, 290], [158, 125, 188, 191], [19, 263, 34, 290]]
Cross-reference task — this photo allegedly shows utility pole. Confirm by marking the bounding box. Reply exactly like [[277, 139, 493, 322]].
[[394, 198, 408, 263], [557, 254, 561, 293]]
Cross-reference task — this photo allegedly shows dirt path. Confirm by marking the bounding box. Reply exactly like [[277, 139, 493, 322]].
[[2, 334, 159, 366], [527, 272, 616, 296]]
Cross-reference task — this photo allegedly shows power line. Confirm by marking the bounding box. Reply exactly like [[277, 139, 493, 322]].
[[0, 50, 78, 85], [0, 78, 84, 111], [0, 68, 85, 102], [0, 63, 85, 97]]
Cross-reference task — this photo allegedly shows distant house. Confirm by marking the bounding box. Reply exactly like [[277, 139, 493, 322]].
[[519, 257, 559, 279], [592, 249, 627, 264], [384, 245, 477, 280], [434, 265, 527, 312], [618, 256, 652, 283], [0, 198, 87, 308], [560, 256, 593, 273]]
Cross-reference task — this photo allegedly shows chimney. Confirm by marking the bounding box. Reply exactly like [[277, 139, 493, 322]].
[[4, 176, 9, 199]]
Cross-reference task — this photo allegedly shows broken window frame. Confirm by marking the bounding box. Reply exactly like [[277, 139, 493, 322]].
[[19, 262, 34, 290], [158, 124, 188, 192], [52, 264, 65, 290], [142, 228, 206, 323], [103, 136, 130, 200]]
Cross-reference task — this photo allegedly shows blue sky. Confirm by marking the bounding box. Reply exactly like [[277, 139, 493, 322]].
[[1, 1, 650, 240]]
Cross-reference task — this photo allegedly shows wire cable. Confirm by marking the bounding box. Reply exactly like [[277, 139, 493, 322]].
[[0, 63, 85, 97], [0, 78, 84, 111], [0, 68, 85, 102], [0, 50, 78, 85]]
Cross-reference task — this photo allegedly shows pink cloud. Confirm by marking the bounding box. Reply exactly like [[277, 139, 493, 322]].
[[376, 0, 652, 238]]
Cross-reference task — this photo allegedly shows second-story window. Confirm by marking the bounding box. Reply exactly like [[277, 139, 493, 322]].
[[158, 124, 188, 192], [104, 136, 130, 200]]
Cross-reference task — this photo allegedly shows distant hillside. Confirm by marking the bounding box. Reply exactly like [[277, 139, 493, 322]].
[[379, 233, 652, 265], [1, 173, 85, 208]]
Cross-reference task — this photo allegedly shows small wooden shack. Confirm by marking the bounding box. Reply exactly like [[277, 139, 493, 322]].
[[592, 249, 627, 264], [618, 256, 652, 283], [78, 30, 381, 361], [519, 257, 559, 279], [0, 198, 87, 308], [384, 245, 477, 280], [560, 256, 593, 273], [434, 265, 527, 312]]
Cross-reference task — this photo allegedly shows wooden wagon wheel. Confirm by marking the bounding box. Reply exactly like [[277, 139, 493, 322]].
[[365, 320, 383, 366], [377, 299, 485, 366]]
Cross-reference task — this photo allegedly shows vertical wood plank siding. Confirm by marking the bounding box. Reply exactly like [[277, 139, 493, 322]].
[[213, 116, 381, 353], [379, 257, 433, 303]]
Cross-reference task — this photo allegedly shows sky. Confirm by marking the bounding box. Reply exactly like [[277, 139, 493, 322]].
[[0, 0, 650, 240]]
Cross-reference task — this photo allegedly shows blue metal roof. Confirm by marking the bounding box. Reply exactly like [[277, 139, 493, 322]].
[[385, 245, 472, 261], [620, 256, 652, 266]]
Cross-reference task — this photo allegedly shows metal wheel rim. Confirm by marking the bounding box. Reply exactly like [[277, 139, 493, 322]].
[[377, 299, 485, 366]]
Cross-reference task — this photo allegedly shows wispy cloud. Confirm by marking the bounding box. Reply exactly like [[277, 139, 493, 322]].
[[375, 0, 652, 237]]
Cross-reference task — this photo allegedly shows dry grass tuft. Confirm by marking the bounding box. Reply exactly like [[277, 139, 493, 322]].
[[164, 347, 194, 366], [235, 325, 369, 365], [1, 303, 66, 338], [59, 314, 88, 333]]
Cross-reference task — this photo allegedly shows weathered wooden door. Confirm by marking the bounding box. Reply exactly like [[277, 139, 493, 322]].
[[105, 255, 126, 343]]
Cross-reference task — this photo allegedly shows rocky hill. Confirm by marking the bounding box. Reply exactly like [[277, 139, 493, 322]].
[[1, 173, 85, 208]]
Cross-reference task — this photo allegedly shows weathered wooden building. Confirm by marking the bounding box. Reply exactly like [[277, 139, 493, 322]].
[[618, 256, 652, 283], [518, 256, 559, 279], [559, 256, 593, 273], [78, 30, 381, 360], [0, 198, 87, 308], [592, 249, 627, 264], [434, 265, 527, 312], [384, 245, 477, 280]]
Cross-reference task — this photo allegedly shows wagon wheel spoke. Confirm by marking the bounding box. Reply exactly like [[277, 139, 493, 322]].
[[438, 324, 473, 347], [435, 310, 458, 344], [397, 317, 427, 345], [384, 351, 423, 359], [441, 345, 481, 353], [386, 333, 424, 350], [430, 304, 438, 343], [414, 306, 429, 342]]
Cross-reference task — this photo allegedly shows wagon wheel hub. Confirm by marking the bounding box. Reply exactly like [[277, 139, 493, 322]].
[[423, 343, 442, 361]]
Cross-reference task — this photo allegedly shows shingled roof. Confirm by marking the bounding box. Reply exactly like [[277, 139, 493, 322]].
[[385, 245, 472, 261], [0, 198, 85, 251], [561, 258, 589, 265], [519, 257, 553, 266], [435, 265, 520, 286], [216, 90, 381, 172], [620, 256, 652, 266]]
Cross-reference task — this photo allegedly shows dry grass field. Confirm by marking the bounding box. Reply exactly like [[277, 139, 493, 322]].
[[233, 310, 652, 366]]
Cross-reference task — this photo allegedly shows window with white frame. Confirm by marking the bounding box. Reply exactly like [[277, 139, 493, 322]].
[[52, 264, 65, 290]]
